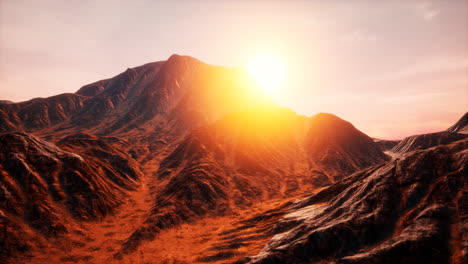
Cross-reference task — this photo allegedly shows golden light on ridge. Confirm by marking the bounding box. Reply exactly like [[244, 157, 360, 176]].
[[246, 54, 285, 98]]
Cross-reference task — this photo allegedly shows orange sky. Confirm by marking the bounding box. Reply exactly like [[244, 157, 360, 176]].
[[0, 0, 467, 139]]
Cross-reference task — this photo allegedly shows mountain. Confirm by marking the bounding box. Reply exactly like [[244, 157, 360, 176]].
[[118, 109, 389, 255], [0, 55, 277, 188], [0, 132, 141, 261], [238, 137, 468, 264], [0, 55, 465, 264], [447, 112, 468, 134], [0, 55, 271, 138], [387, 113, 468, 156], [305, 113, 388, 179], [389, 132, 467, 155]]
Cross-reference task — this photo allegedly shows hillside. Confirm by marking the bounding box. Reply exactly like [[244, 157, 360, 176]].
[[240, 138, 468, 264]]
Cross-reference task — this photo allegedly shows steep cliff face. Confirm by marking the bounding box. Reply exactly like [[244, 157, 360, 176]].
[[239, 138, 468, 264]]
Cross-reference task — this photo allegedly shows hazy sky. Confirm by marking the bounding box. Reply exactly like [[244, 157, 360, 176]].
[[1, 0, 467, 139]]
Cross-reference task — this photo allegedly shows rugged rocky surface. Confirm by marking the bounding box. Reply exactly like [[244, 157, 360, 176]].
[[119, 109, 389, 254], [447, 112, 468, 134], [390, 131, 467, 155], [0, 132, 141, 263], [0, 55, 276, 185], [0, 93, 86, 132], [239, 138, 468, 264]]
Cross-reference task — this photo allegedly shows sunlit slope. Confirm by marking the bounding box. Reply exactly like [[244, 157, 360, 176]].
[[119, 109, 389, 255]]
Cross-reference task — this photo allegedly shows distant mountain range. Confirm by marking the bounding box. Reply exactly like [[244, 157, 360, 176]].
[[1, 55, 466, 264]]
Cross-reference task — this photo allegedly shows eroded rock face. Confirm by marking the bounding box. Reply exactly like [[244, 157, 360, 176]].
[[0, 132, 141, 262], [238, 138, 468, 264]]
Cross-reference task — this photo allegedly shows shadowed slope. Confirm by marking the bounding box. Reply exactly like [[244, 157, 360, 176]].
[[0, 132, 141, 263]]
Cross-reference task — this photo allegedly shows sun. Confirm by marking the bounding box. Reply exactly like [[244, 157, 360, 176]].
[[246, 54, 285, 97]]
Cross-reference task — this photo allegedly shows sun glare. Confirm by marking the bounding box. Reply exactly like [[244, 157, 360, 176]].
[[246, 55, 285, 97]]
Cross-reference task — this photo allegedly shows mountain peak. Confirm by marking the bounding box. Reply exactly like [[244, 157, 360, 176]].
[[307, 112, 360, 139]]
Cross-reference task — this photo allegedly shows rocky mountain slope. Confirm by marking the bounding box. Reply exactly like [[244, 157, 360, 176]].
[[119, 109, 389, 255], [447, 112, 468, 134], [0, 55, 271, 138], [389, 132, 467, 155], [0, 132, 141, 262], [239, 138, 468, 264]]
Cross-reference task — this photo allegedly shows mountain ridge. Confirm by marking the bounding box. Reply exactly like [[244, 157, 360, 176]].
[[1, 55, 466, 264], [447, 112, 468, 134]]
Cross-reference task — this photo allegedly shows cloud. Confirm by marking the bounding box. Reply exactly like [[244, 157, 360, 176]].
[[418, 2, 439, 21]]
